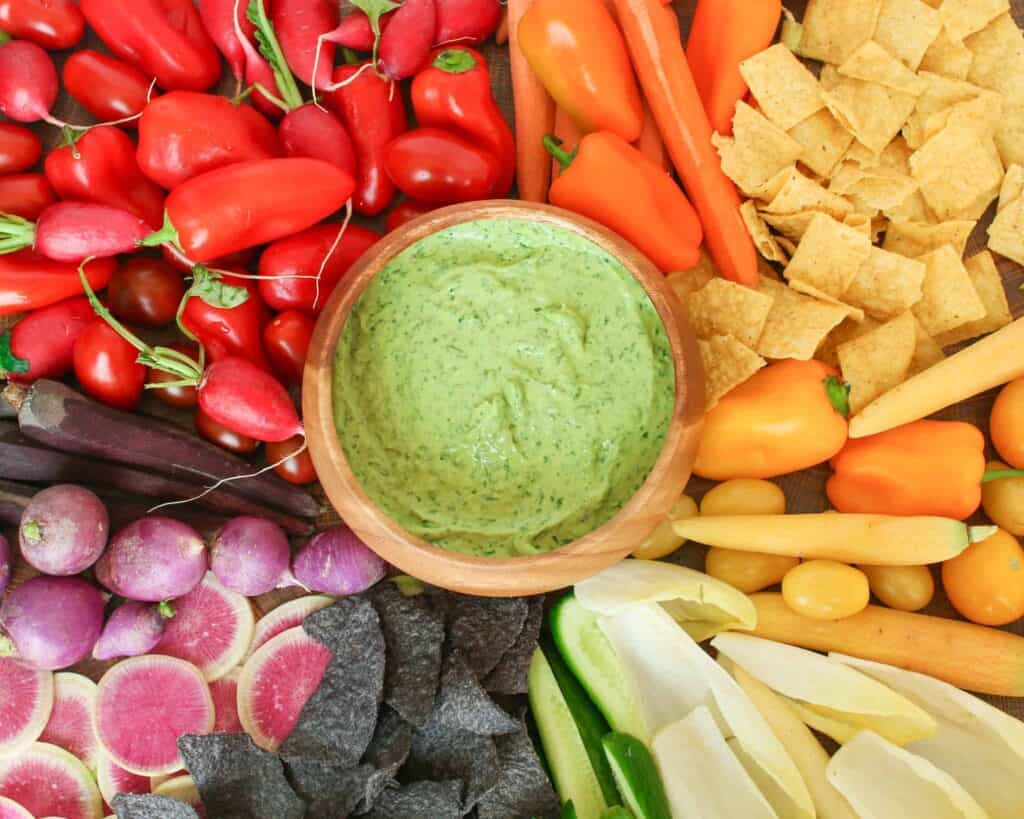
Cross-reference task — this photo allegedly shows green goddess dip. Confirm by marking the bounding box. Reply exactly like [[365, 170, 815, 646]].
[[333, 219, 675, 558]]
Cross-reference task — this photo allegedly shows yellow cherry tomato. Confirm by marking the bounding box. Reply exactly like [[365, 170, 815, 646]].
[[982, 460, 1024, 537], [781, 560, 870, 621], [942, 528, 1024, 626], [632, 495, 698, 560], [858, 564, 935, 612], [991, 378, 1024, 470], [705, 548, 798, 594], [700, 479, 787, 517]]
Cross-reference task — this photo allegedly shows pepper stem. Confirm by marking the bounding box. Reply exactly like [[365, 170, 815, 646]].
[[138, 210, 181, 251], [433, 48, 476, 74], [982, 468, 1024, 483], [823, 375, 852, 419], [543, 135, 578, 172], [0, 31, 10, 46]]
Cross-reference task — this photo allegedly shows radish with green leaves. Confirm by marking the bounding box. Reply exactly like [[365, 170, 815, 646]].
[[19, 484, 108, 576], [247, 594, 333, 658], [292, 524, 386, 595], [210, 517, 295, 596], [92, 601, 175, 661], [0, 743, 102, 819], [38, 673, 100, 772], [271, 0, 338, 90], [0, 657, 53, 757]]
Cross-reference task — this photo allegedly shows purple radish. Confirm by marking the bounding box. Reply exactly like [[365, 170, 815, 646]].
[[210, 516, 293, 597], [247, 594, 333, 659], [38, 673, 100, 772], [379, 0, 437, 80], [0, 797, 33, 819], [0, 534, 10, 599], [0, 576, 105, 670], [0, 40, 62, 125], [291, 524, 386, 596], [96, 755, 149, 808], [153, 572, 254, 682], [0, 657, 54, 757], [209, 668, 243, 733], [19, 484, 109, 576], [33, 203, 153, 264], [237, 626, 331, 751], [94, 656, 214, 776], [92, 601, 174, 662], [95, 517, 208, 603], [153, 774, 206, 817], [0, 742, 103, 819]]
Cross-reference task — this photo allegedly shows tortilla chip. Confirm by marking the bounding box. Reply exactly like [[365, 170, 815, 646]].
[[830, 163, 918, 211], [819, 64, 844, 91], [776, 236, 799, 258], [964, 13, 1024, 96], [761, 170, 853, 220], [816, 316, 883, 368], [844, 246, 928, 318], [987, 192, 1024, 265], [800, 0, 883, 64], [788, 280, 866, 321], [747, 166, 800, 202], [838, 41, 926, 95], [872, 0, 944, 71], [824, 79, 918, 153], [882, 220, 976, 256], [909, 316, 947, 374], [933, 250, 1012, 345], [844, 212, 875, 237], [903, 82, 1003, 148], [666, 260, 716, 305], [838, 311, 916, 414], [787, 109, 855, 177], [843, 140, 884, 167], [756, 277, 851, 360], [994, 98, 1024, 168], [740, 201, 789, 264], [740, 44, 825, 130], [939, 0, 1010, 44], [912, 244, 988, 335], [760, 210, 818, 243], [699, 335, 766, 409], [919, 26, 974, 80], [688, 278, 775, 348], [784, 212, 873, 298], [999, 164, 1024, 211], [713, 102, 805, 196]]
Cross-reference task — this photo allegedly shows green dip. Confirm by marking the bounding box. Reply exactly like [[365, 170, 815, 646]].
[[333, 219, 675, 558]]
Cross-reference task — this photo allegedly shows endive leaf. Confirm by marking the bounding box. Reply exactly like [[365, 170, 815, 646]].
[[827, 731, 989, 819], [600, 604, 813, 819], [575, 559, 757, 641], [711, 633, 936, 745], [833, 653, 1024, 819]]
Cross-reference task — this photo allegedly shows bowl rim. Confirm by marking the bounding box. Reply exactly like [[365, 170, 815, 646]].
[[303, 200, 704, 596]]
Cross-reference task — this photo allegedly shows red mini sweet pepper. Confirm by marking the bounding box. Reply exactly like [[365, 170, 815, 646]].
[[62, 50, 152, 126], [0, 253, 117, 316], [0, 0, 84, 50], [385, 128, 501, 204], [0, 173, 54, 221]]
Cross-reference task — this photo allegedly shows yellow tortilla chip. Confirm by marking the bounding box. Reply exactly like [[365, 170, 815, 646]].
[[800, 0, 883, 64], [824, 79, 918, 153], [713, 102, 805, 196], [939, 0, 1010, 44], [838, 311, 917, 414], [816, 316, 883, 368], [830, 163, 919, 211], [844, 212, 875, 237], [739, 201, 789, 264], [666, 255, 716, 303], [872, 0, 943, 71], [843, 140, 883, 167], [998, 164, 1024, 212], [756, 277, 851, 360], [819, 64, 844, 91], [994, 98, 1024, 168], [912, 244, 988, 335], [688, 277, 775, 348], [987, 191, 1024, 265], [787, 109, 855, 177], [699, 335, 766, 409], [784, 212, 873, 298], [909, 315, 947, 374], [838, 41, 926, 95], [910, 118, 1004, 220], [882, 220, 976, 256], [964, 13, 1024, 96], [740, 44, 825, 130], [879, 137, 915, 170], [844, 246, 928, 318], [934, 250, 1013, 345], [788, 280, 866, 321], [919, 26, 974, 79], [761, 169, 854, 219], [903, 79, 1003, 148], [759, 210, 817, 243]]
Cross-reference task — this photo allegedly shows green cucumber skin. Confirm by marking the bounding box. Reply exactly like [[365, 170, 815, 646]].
[[602, 733, 672, 819]]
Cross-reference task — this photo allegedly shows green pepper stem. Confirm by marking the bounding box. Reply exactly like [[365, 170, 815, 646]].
[[138, 210, 182, 251], [543, 135, 578, 172], [0, 31, 10, 46], [433, 48, 476, 74], [823, 375, 852, 419], [982, 468, 1024, 483]]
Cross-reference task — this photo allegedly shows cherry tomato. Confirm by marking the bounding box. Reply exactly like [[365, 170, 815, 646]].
[[782, 560, 870, 621], [0, 0, 85, 50], [858, 564, 934, 612], [633, 495, 697, 560], [706, 549, 799, 594], [982, 460, 1024, 537], [0, 173, 54, 219], [62, 50, 151, 125], [385, 199, 439, 232], [943, 528, 1024, 626], [195, 406, 259, 455], [266, 436, 317, 485], [0, 123, 42, 174], [148, 343, 199, 408], [991, 378, 1024, 470], [700, 479, 787, 516], [73, 319, 146, 410], [107, 254, 186, 327], [263, 310, 315, 386]]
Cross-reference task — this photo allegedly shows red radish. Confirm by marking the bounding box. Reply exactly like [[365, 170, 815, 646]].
[[0, 576, 105, 670], [0, 797, 32, 819], [199, 0, 257, 83], [198, 357, 304, 443], [292, 525, 386, 596], [0, 658, 53, 757], [94, 656, 214, 776], [0, 40, 60, 125], [279, 105, 356, 174], [271, 0, 338, 90], [95, 517, 208, 603], [379, 0, 437, 80], [0, 535, 9, 599], [92, 602, 174, 662], [231, 0, 289, 119], [37, 673, 100, 772], [247, 595, 334, 658], [153, 572, 255, 682], [152, 774, 206, 817], [19, 484, 109, 576], [96, 755, 149, 807], [0, 202, 154, 264], [434, 0, 502, 45], [329, 9, 394, 51], [0, 296, 95, 384], [237, 626, 331, 751], [209, 667, 243, 733], [210, 517, 294, 596], [0, 743, 103, 819]]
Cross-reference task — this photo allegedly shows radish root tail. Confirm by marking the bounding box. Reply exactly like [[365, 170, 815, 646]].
[[320, 61, 374, 95], [314, 200, 353, 312]]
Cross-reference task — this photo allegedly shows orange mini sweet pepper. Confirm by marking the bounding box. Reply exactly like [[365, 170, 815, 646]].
[[828, 420, 1024, 520], [546, 131, 702, 272]]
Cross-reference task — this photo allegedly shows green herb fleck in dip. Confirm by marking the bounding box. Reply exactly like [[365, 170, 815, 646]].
[[333, 218, 675, 558]]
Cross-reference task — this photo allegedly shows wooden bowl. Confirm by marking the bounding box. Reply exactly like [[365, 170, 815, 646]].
[[303, 201, 705, 597]]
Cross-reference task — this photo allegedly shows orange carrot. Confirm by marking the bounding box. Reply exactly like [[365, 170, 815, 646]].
[[634, 99, 670, 172], [550, 107, 583, 181], [495, 9, 509, 45], [508, 0, 556, 202], [612, 0, 758, 285]]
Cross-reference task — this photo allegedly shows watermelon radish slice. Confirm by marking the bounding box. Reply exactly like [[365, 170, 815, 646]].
[[247, 594, 334, 659], [154, 573, 255, 682], [0, 742, 103, 819], [96, 754, 149, 808], [94, 656, 214, 776], [153, 774, 207, 818], [237, 626, 331, 751], [38, 672, 100, 771], [0, 797, 32, 819], [209, 668, 243, 734], [0, 658, 53, 757]]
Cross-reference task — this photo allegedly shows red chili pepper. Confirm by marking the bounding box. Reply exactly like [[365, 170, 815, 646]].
[[62, 50, 152, 126], [0, 252, 117, 316], [181, 269, 273, 371], [385, 199, 440, 232], [0, 173, 54, 220], [0, 0, 84, 50], [325, 62, 408, 216], [79, 0, 222, 92], [137, 92, 283, 190], [0, 296, 93, 383], [263, 309, 315, 385], [384, 128, 500, 204], [271, 0, 338, 90], [279, 104, 356, 176], [0, 123, 41, 175], [257, 223, 380, 314], [44, 127, 166, 229], [412, 47, 515, 194]]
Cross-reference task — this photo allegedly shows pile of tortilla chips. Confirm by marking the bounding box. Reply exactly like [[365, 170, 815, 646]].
[[690, 0, 1019, 413]]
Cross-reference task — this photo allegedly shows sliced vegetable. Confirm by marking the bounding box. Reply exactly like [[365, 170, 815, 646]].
[[0, 657, 53, 757], [0, 742, 102, 819], [93, 602, 173, 662], [0, 796, 32, 819], [601, 733, 670, 819], [38, 672, 99, 772], [19, 483, 108, 576], [247, 594, 334, 659], [631, 495, 696, 561], [210, 667, 243, 734], [96, 754, 150, 806]]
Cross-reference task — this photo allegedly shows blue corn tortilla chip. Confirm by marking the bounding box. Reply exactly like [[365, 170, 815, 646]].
[[484, 596, 546, 695], [477, 720, 561, 819], [357, 706, 416, 813], [445, 594, 530, 679], [433, 650, 520, 737], [286, 596, 386, 765], [366, 780, 464, 819], [178, 733, 304, 819], [283, 758, 376, 819], [112, 794, 201, 819], [403, 719, 500, 811]]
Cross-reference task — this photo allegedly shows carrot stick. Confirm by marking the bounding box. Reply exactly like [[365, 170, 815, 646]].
[[508, 0, 556, 202], [550, 107, 583, 181], [634, 99, 670, 172], [612, 0, 757, 285], [495, 8, 509, 45]]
